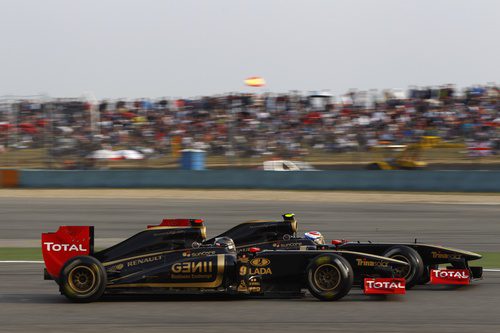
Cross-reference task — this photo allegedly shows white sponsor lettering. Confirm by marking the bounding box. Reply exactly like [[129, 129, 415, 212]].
[[43, 242, 87, 252], [366, 280, 404, 289], [432, 270, 469, 279]]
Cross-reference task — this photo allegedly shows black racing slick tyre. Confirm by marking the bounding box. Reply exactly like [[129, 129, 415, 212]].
[[420, 265, 438, 285], [306, 254, 353, 301], [59, 256, 107, 303], [383, 245, 424, 289]]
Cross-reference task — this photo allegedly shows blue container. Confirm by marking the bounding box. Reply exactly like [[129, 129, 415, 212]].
[[180, 149, 206, 170]]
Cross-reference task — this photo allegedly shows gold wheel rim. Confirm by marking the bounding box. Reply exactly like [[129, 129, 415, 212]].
[[313, 264, 341, 291], [391, 255, 411, 279], [68, 265, 97, 294]]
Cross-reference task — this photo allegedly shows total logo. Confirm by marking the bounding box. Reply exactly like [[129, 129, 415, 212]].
[[364, 278, 406, 294], [43, 242, 87, 252], [365, 280, 405, 289], [432, 270, 469, 279]]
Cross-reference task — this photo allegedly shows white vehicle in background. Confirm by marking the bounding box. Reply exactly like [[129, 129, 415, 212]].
[[263, 160, 318, 171]]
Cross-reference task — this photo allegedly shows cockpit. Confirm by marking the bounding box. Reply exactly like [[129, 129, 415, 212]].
[[213, 237, 236, 252], [207, 213, 298, 247]]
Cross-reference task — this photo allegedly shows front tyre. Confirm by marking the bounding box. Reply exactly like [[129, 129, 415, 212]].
[[420, 265, 438, 284], [383, 245, 424, 289], [59, 256, 107, 303], [306, 254, 353, 301]]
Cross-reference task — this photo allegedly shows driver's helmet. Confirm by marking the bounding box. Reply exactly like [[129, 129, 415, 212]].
[[214, 236, 236, 251], [304, 231, 325, 245]]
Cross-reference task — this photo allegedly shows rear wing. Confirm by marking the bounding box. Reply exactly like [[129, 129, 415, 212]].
[[41, 226, 94, 279]]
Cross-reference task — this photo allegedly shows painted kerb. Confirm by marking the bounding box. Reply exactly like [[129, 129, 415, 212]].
[[18, 170, 500, 192]]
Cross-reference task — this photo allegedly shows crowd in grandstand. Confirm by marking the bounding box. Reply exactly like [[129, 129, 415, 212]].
[[0, 84, 498, 161]]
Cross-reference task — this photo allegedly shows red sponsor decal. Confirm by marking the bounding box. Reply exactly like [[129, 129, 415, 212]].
[[41, 226, 93, 278], [430, 269, 470, 285], [364, 278, 406, 295]]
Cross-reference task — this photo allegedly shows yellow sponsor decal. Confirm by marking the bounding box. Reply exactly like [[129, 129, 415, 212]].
[[431, 251, 461, 260], [248, 267, 272, 275], [356, 259, 389, 267], [238, 280, 248, 292], [182, 250, 216, 258], [108, 254, 225, 289], [238, 256, 249, 264], [250, 258, 270, 267], [126, 255, 163, 268], [172, 261, 213, 274]]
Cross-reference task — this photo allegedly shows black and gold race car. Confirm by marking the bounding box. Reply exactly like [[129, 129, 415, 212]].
[[212, 214, 483, 289], [42, 218, 409, 303]]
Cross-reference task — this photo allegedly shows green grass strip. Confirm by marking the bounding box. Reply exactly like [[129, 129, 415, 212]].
[[0, 247, 43, 260], [475, 252, 500, 269]]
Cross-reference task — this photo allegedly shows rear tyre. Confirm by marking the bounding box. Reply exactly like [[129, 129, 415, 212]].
[[306, 254, 353, 301], [59, 256, 107, 303], [383, 246, 424, 289]]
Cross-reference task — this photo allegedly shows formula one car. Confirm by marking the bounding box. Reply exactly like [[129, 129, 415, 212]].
[[42, 218, 409, 302], [212, 214, 483, 289]]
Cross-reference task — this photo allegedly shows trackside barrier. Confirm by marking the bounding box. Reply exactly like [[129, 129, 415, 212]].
[[0, 170, 19, 188], [16, 170, 500, 192]]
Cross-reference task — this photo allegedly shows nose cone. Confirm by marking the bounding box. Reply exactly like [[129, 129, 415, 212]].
[[465, 251, 482, 260]]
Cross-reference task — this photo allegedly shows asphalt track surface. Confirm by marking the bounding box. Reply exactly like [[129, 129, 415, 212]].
[[1, 196, 500, 332]]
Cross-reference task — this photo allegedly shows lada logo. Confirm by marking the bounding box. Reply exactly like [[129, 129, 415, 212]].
[[248, 267, 272, 275], [43, 242, 87, 252], [250, 258, 270, 267]]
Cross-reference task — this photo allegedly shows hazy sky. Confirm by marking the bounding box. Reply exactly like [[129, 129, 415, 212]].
[[0, 0, 498, 99]]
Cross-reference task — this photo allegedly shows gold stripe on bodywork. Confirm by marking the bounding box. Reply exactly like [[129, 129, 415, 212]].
[[108, 271, 145, 283], [259, 248, 409, 266], [241, 220, 275, 223], [106, 254, 225, 289], [324, 250, 409, 265], [415, 244, 481, 257], [103, 248, 185, 267]]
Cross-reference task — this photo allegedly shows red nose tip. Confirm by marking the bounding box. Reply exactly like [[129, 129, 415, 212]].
[[249, 247, 261, 253]]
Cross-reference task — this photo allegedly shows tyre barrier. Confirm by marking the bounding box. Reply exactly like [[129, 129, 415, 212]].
[[0, 170, 19, 188], [8, 169, 500, 192]]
